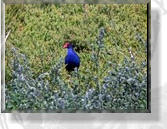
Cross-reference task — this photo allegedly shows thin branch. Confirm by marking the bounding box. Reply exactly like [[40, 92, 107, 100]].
[[5, 30, 11, 43]]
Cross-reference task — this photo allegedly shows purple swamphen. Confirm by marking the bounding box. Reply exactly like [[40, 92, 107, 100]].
[[63, 42, 80, 72]]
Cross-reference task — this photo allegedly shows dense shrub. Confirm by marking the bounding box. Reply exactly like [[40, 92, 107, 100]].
[[5, 4, 147, 83], [5, 28, 147, 112]]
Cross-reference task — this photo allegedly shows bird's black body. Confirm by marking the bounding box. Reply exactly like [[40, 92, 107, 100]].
[[64, 43, 80, 72]]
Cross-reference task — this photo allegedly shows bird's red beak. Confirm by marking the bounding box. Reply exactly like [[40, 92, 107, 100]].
[[63, 42, 69, 48]]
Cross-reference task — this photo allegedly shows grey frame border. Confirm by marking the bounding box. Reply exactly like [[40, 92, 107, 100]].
[[147, 2, 151, 113], [3, 0, 150, 4], [1, 0, 151, 113], [1, 0, 5, 113]]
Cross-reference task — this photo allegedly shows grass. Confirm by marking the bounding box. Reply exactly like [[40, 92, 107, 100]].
[[5, 4, 147, 112]]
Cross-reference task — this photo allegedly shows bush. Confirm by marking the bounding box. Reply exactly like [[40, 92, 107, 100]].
[[5, 4, 147, 83], [5, 28, 147, 112]]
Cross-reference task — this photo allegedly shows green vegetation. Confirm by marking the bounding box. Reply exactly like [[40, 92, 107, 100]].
[[5, 4, 147, 112]]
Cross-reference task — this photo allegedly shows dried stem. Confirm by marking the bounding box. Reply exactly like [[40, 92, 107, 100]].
[[5, 30, 11, 43]]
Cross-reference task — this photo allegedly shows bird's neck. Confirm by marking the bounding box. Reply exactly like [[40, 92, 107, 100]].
[[67, 48, 74, 54]]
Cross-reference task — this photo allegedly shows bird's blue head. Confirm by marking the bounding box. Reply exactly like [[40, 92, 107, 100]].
[[63, 42, 73, 49]]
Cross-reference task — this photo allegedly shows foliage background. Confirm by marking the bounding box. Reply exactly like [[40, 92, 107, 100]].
[[5, 4, 147, 112]]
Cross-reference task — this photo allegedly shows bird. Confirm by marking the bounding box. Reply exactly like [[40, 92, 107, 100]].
[[63, 42, 80, 72]]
